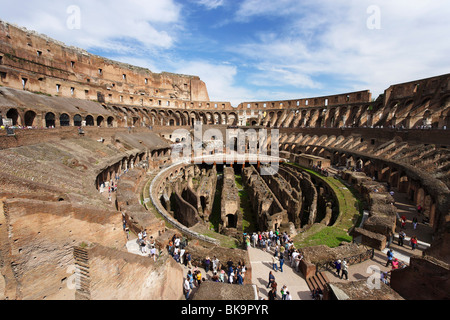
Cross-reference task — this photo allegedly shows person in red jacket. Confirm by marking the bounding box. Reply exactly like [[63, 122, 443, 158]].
[[410, 236, 418, 250]]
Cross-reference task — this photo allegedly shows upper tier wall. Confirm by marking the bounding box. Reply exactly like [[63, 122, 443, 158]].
[[0, 20, 210, 103]]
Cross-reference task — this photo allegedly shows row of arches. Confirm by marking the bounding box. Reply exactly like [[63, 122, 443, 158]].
[[260, 105, 368, 128], [3, 108, 116, 128], [287, 142, 441, 231]]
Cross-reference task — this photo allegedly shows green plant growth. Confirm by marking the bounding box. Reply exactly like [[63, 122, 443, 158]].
[[235, 174, 258, 234], [286, 163, 364, 249]]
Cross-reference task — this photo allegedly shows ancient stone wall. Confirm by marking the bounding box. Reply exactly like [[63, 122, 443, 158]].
[[87, 245, 184, 300], [220, 166, 241, 233], [390, 256, 450, 300], [242, 166, 287, 231], [0, 20, 209, 104], [0, 198, 123, 300]]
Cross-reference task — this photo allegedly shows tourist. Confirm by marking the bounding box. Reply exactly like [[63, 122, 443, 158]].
[[187, 270, 195, 289], [398, 230, 406, 247], [150, 246, 157, 261], [270, 280, 278, 294], [183, 277, 191, 300], [168, 240, 174, 256], [294, 252, 303, 272], [334, 259, 342, 277], [291, 249, 299, 267], [212, 256, 219, 273], [267, 271, 275, 289], [240, 264, 246, 280], [281, 285, 288, 300], [386, 249, 394, 267], [174, 236, 181, 249], [417, 205, 423, 215], [272, 255, 278, 272], [237, 271, 244, 285], [401, 215, 407, 229], [228, 268, 235, 284], [410, 236, 418, 250], [204, 256, 211, 273], [279, 253, 285, 272], [195, 270, 203, 287], [412, 216, 418, 230], [219, 269, 226, 283], [380, 271, 389, 284], [341, 260, 348, 280], [261, 238, 266, 252], [392, 258, 399, 270], [186, 251, 193, 269], [268, 287, 277, 300], [173, 250, 180, 263]]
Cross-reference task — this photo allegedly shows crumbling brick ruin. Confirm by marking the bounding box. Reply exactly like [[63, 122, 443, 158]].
[[0, 20, 449, 300]]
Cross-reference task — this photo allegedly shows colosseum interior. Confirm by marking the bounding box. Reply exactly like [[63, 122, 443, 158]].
[[0, 20, 449, 301]]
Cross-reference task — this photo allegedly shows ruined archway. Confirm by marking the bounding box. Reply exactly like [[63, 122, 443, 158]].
[[45, 112, 56, 128], [6, 108, 20, 126], [24, 110, 36, 127], [59, 113, 70, 127], [85, 115, 94, 126]]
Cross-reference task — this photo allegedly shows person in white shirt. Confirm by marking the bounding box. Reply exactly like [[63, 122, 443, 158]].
[[183, 278, 191, 300], [174, 236, 181, 248], [228, 270, 234, 284]]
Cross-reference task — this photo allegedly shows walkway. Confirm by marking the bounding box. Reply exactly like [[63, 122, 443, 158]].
[[247, 246, 312, 300], [323, 188, 434, 286]]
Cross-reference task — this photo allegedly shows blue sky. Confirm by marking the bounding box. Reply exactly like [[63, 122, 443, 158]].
[[1, 0, 450, 106]]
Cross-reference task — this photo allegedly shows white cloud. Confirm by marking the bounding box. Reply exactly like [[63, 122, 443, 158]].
[[0, 0, 182, 53], [231, 0, 450, 98], [194, 0, 225, 10], [173, 61, 256, 106]]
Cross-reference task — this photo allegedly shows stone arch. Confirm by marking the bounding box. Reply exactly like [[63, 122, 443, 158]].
[[107, 116, 115, 127], [228, 112, 238, 126], [24, 110, 36, 127], [6, 108, 20, 126], [97, 116, 104, 127], [59, 113, 70, 127], [45, 112, 56, 128], [74, 114, 82, 127], [85, 115, 95, 126]]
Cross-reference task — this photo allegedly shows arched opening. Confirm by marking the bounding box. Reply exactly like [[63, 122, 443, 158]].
[[59, 113, 70, 127], [200, 196, 207, 214], [85, 115, 94, 126], [97, 116, 104, 127], [6, 108, 20, 126], [74, 114, 82, 127], [45, 112, 56, 128], [227, 214, 237, 228], [107, 116, 114, 127], [24, 110, 36, 127]]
